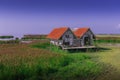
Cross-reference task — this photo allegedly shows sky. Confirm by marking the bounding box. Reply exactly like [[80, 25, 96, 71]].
[[0, 0, 120, 38]]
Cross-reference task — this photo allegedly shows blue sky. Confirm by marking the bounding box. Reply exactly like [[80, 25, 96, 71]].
[[0, 0, 120, 37]]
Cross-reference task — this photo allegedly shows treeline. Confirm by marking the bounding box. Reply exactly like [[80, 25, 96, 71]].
[[0, 36, 14, 39], [0, 40, 19, 44], [22, 34, 47, 40], [0, 35, 20, 44]]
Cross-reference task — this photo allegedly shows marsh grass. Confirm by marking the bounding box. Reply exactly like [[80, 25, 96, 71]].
[[0, 41, 104, 80], [31, 41, 104, 80], [96, 39, 120, 43]]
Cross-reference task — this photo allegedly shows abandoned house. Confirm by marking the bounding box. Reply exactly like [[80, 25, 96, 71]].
[[47, 27, 95, 49], [47, 27, 76, 46], [73, 28, 95, 46]]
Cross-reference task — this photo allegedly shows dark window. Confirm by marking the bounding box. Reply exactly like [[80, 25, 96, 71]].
[[65, 35, 69, 38]]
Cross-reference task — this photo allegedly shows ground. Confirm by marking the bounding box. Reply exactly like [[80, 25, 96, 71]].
[[0, 39, 120, 80], [97, 44, 120, 80]]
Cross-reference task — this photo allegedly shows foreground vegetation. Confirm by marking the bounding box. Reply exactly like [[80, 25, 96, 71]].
[[0, 37, 120, 80], [0, 40, 104, 80]]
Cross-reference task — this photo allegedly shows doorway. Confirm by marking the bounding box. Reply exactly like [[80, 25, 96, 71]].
[[63, 40, 70, 46], [84, 37, 90, 46]]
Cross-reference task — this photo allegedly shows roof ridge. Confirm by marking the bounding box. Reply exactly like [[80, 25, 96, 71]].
[[73, 27, 90, 38], [47, 27, 69, 39]]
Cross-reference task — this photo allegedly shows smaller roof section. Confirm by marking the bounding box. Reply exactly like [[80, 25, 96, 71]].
[[47, 27, 69, 40], [73, 27, 90, 38]]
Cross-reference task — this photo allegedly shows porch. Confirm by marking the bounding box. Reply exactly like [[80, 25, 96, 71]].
[[60, 45, 96, 50]]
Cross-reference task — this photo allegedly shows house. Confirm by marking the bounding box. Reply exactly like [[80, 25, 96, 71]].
[[47, 27, 96, 49], [73, 27, 95, 46], [47, 27, 76, 46]]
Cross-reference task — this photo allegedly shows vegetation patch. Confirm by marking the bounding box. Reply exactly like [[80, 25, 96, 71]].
[[96, 35, 120, 43], [0, 40, 105, 80], [0, 35, 119, 80], [96, 39, 120, 43], [0, 40, 20, 44], [0, 36, 14, 39], [31, 41, 104, 80], [32, 42, 50, 49]]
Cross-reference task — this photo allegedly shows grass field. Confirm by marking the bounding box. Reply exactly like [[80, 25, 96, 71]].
[[91, 44, 120, 80], [96, 34, 120, 43], [0, 36, 120, 80]]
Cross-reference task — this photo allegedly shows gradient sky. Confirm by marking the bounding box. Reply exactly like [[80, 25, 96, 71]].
[[0, 0, 120, 38]]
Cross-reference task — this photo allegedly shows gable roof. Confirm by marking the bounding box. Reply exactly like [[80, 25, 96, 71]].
[[73, 27, 90, 38], [47, 27, 69, 40]]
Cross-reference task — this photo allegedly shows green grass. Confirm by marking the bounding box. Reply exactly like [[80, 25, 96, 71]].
[[2, 40, 119, 80], [32, 42, 50, 49], [31, 38, 120, 80], [96, 34, 120, 43], [96, 39, 120, 43], [31, 42, 103, 80], [0, 54, 73, 80], [0, 51, 102, 80]]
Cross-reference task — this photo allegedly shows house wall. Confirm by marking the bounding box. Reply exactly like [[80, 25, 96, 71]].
[[73, 39, 80, 46], [50, 40, 58, 45], [50, 40, 62, 46], [61, 29, 75, 46], [80, 30, 94, 46]]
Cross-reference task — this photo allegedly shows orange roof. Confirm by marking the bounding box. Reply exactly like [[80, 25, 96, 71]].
[[73, 27, 89, 38], [47, 27, 69, 40]]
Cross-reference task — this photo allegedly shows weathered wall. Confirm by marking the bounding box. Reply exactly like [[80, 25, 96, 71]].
[[61, 29, 75, 46], [80, 30, 94, 46]]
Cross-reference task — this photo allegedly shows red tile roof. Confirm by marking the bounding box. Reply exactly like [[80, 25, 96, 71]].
[[73, 27, 89, 38], [47, 27, 69, 40]]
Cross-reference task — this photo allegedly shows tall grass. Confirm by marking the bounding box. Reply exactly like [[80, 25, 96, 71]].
[[31, 41, 103, 80], [0, 41, 103, 80]]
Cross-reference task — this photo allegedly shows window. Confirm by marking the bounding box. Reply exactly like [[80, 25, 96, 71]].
[[65, 35, 69, 38]]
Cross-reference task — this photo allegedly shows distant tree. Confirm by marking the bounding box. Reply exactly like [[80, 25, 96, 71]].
[[0, 36, 14, 39], [15, 37, 19, 40]]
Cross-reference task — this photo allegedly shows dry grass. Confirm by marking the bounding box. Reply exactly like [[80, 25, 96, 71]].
[[93, 44, 120, 80], [97, 44, 120, 70], [0, 43, 61, 67], [96, 34, 120, 37]]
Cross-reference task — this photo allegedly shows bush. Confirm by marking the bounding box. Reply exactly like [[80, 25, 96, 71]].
[[0, 40, 20, 44]]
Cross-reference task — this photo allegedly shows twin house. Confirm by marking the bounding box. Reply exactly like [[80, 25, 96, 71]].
[[47, 27, 95, 48]]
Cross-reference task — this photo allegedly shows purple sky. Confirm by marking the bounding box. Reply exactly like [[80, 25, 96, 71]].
[[0, 0, 120, 38]]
